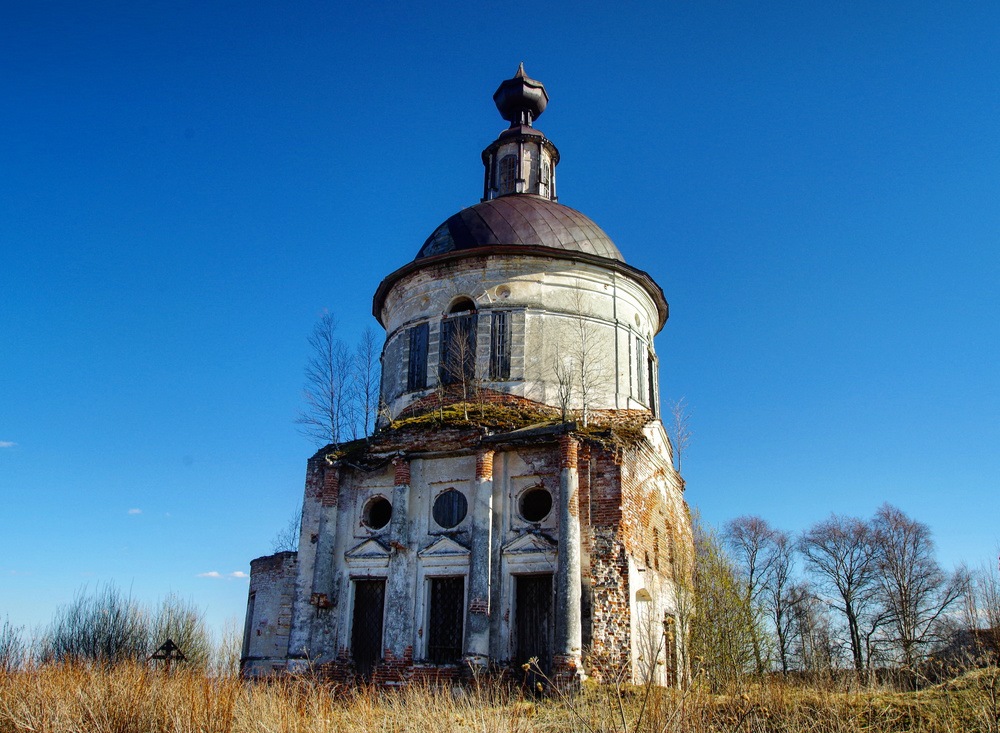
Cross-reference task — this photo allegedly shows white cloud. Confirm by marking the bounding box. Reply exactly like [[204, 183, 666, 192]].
[[197, 571, 222, 579], [229, 571, 249, 579], [0, 441, 16, 449], [127, 508, 142, 515]]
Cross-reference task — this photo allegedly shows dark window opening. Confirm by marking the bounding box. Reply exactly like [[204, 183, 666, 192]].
[[432, 489, 468, 529], [636, 337, 646, 405], [498, 155, 517, 195], [490, 311, 511, 380], [407, 323, 429, 391], [449, 298, 477, 315], [515, 574, 553, 675], [648, 355, 657, 417], [427, 576, 465, 663], [242, 592, 256, 661], [351, 578, 386, 678], [519, 487, 552, 523], [439, 314, 477, 385], [362, 496, 392, 530]]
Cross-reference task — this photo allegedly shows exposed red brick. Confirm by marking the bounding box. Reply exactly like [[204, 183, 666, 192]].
[[393, 456, 411, 486], [475, 449, 494, 480], [321, 467, 340, 507], [559, 434, 578, 469], [468, 597, 489, 615]]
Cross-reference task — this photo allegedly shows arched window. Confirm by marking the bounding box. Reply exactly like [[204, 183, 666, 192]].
[[498, 155, 517, 195], [440, 300, 477, 385], [449, 297, 476, 315]]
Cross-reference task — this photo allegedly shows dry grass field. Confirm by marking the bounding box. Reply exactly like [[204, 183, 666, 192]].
[[0, 663, 997, 733]]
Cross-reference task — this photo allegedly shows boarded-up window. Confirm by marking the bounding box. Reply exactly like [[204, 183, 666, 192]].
[[490, 311, 511, 380], [439, 314, 476, 385], [432, 489, 468, 529], [351, 578, 386, 678], [407, 323, 428, 391], [427, 576, 464, 663]]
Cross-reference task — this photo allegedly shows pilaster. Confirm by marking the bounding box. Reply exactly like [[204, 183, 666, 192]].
[[555, 434, 583, 683], [382, 456, 415, 668], [464, 449, 495, 670]]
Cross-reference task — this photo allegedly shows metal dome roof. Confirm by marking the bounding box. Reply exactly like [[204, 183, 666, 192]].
[[416, 195, 624, 262]]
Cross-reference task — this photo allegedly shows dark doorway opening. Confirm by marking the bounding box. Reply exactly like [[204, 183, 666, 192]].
[[514, 573, 554, 675], [351, 578, 386, 678], [427, 576, 465, 663]]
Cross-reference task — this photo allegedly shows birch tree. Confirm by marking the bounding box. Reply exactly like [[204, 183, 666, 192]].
[[871, 503, 966, 669], [352, 326, 381, 438], [296, 312, 353, 446], [668, 398, 691, 472], [799, 514, 880, 675]]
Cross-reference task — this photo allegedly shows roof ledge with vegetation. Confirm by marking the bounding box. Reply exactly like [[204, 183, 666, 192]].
[[318, 392, 660, 466]]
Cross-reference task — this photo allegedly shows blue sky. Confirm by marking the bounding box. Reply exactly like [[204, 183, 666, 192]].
[[2, 1, 998, 635]]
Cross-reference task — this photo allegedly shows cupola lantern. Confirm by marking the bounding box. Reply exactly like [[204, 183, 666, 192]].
[[481, 64, 559, 201]]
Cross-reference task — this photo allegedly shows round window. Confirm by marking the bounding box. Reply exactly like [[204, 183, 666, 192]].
[[519, 488, 552, 522], [432, 489, 468, 529], [362, 496, 392, 530]]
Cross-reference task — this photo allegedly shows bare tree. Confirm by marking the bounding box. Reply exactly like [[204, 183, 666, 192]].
[[271, 503, 303, 553], [964, 557, 1000, 663], [296, 312, 354, 446], [352, 326, 381, 438], [440, 316, 477, 421], [787, 581, 837, 672], [799, 514, 880, 675], [725, 515, 777, 674], [872, 503, 966, 669], [668, 397, 691, 472], [765, 529, 799, 673], [724, 517, 803, 674], [551, 353, 576, 422], [570, 294, 604, 428]]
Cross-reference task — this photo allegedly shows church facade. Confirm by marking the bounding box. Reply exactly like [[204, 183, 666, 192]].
[[241, 67, 692, 686]]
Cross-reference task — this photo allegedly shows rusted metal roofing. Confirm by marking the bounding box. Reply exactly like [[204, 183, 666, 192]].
[[417, 195, 624, 262]]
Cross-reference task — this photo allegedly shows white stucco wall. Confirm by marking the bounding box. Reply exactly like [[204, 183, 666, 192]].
[[378, 254, 664, 419]]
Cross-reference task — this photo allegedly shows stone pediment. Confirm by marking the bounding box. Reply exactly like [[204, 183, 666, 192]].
[[345, 538, 391, 563], [417, 536, 470, 559], [502, 532, 557, 556]]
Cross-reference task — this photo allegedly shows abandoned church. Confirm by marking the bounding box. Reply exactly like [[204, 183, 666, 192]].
[[241, 66, 693, 686]]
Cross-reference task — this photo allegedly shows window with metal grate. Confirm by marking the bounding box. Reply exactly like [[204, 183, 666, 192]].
[[490, 311, 511, 380], [426, 576, 464, 663]]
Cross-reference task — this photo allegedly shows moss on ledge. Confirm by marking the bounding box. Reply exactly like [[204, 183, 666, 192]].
[[321, 398, 657, 464]]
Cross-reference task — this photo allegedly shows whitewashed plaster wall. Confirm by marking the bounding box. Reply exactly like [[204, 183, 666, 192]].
[[379, 254, 663, 419]]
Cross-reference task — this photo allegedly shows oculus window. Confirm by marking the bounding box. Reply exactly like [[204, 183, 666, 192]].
[[432, 489, 468, 529], [518, 487, 552, 523], [362, 496, 392, 530]]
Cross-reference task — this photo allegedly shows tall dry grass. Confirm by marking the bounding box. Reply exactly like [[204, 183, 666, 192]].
[[0, 662, 997, 733]]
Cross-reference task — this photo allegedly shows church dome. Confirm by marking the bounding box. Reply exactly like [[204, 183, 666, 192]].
[[417, 195, 624, 262]]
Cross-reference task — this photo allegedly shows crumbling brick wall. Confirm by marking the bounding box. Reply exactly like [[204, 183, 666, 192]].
[[242, 551, 298, 677]]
